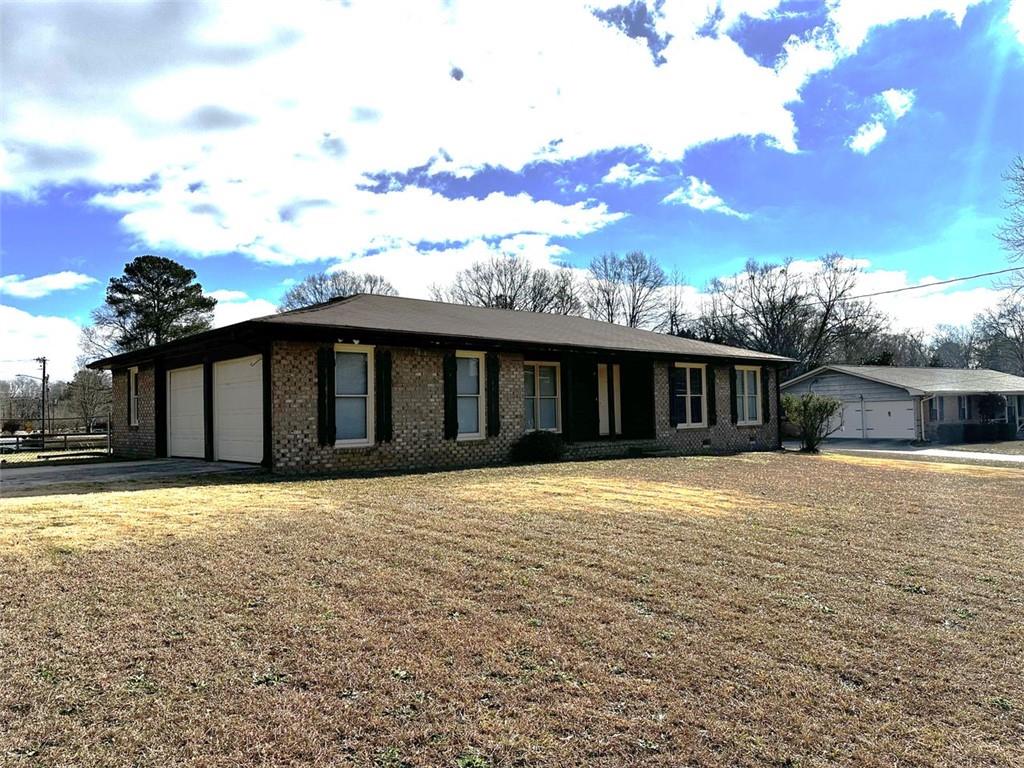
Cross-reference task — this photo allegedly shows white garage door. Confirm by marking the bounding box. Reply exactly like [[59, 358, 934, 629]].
[[832, 400, 915, 439], [214, 355, 263, 463], [863, 400, 916, 439], [168, 365, 205, 458]]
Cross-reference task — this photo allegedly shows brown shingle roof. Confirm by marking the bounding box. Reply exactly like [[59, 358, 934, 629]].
[[258, 294, 792, 362], [782, 365, 1024, 395]]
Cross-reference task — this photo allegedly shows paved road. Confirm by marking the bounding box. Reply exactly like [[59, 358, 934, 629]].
[[783, 439, 1024, 465], [0, 458, 262, 494]]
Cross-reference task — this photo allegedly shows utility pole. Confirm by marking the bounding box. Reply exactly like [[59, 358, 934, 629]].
[[35, 357, 47, 450]]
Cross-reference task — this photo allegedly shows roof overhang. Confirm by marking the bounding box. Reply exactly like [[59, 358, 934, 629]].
[[89, 318, 795, 370]]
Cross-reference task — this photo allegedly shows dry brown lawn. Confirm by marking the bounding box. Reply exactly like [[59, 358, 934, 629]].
[[1, 453, 1021, 767]]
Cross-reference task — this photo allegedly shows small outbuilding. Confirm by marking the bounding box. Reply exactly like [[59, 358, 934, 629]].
[[781, 365, 1024, 442]]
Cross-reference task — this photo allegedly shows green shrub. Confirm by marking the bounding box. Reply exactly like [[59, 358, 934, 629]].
[[509, 431, 565, 464], [782, 393, 842, 453]]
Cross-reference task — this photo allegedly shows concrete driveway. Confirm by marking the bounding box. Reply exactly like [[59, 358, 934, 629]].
[[0, 458, 262, 494], [783, 439, 1024, 466]]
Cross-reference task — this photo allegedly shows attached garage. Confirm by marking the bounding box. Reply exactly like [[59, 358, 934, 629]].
[[167, 365, 205, 458], [213, 355, 264, 464]]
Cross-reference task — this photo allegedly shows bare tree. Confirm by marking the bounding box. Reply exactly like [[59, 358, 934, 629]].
[[585, 252, 625, 323], [547, 268, 585, 316], [66, 368, 112, 432], [928, 325, 978, 368], [78, 321, 119, 367], [975, 298, 1024, 375], [692, 254, 885, 373], [279, 270, 397, 311], [846, 330, 930, 367], [620, 251, 667, 328], [430, 255, 534, 310], [997, 155, 1024, 292], [659, 269, 691, 335]]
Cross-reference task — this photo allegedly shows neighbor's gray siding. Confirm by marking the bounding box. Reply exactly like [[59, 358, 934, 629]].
[[783, 371, 909, 402]]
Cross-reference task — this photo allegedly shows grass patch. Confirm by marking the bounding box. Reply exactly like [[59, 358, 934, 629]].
[[1, 453, 1022, 766]]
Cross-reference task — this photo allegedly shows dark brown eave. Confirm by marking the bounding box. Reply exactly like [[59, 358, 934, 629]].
[[89, 318, 794, 371]]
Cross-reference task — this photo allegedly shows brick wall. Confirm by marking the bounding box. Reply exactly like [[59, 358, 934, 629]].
[[271, 341, 778, 474], [563, 362, 778, 461], [271, 342, 524, 474], [111, 365, 157, 459]]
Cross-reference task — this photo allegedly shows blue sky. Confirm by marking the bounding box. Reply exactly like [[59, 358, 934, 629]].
[[2, 0, 1023, 379]]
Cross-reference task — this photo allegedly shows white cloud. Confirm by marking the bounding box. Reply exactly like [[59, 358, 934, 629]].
[[601, 162, 659, 186], [662, 176, 750, 219], [0, 1, 986, 268], [0, 270, 97, 299], [847, 88, 915, 154], [827, 1, 984, 53], [1009, 0, 1024, 44], [0, 305, 83, 380], [334, 233, 572, 298], [880, 88, 916, 119], [210, 290, 276, 326], [208, 289, 250, 302], [847, 120, 888, 154]]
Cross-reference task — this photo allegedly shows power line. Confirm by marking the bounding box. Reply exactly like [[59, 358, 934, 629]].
[[837, 265, 1023, 303]]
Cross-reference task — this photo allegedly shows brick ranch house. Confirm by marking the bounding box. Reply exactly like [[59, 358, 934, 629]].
[[88, 294, 792, 473]]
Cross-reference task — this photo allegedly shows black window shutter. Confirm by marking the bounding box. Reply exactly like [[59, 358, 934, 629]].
[[126, 369, 132, 426], [485, 352, 500, 437], [316, 346, 336, 446], [729, 365, 738, 424], [375, 349, 393, 443], [668, 366, 683, 427], [706, 366, 717, 426], [760, 367, 770, 423], [442, 351, 458, 440]]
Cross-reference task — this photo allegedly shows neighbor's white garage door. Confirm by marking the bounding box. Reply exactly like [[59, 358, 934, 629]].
[[167, 365, 205, 458], [213, 355, 263, 463], [833, 400, 916, 439], [863, 400, 916, 439]]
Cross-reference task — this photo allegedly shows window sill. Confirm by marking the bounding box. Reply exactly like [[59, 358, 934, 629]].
[[736, 421, 763, 428], [675, 423, 708, 430], [523, 428, 562, 434], [456, 434, 485, 442], [334, 440, 374, 449]]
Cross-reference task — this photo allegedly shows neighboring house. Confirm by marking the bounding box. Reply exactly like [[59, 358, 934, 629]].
[[88, 294, 792, 473], [781, 365, 1024, 442]]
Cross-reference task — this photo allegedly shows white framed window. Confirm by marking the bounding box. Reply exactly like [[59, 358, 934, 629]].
[[957, 395, 970, 421], [928, 396, 944, 422], [456, 350, 486, 440], [129, 366, 139, 426], [524, 361, 561, 432], [334, 344, 374, 446], [672, 363, 707, 428], [735, 365, 762, 425]]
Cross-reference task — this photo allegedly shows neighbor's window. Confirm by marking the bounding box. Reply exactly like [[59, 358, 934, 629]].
[[672, 363, 707, 428], [928, 397, 944, 422], [735, 366, 761, 425], [524, 361, 560, 432], [335, 344, 374, 445], [129, 367, 139, 426], [456, 351, 485, 439], [957, 395, 970, 421]]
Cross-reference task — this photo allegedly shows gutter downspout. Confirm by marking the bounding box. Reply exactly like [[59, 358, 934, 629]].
[[859, 394, 866, 439], [919, 394, 936, 443]]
